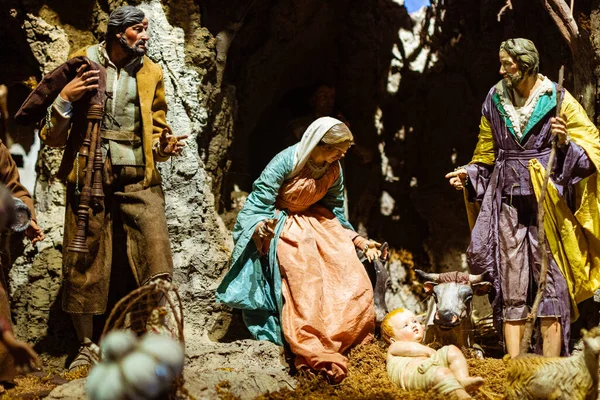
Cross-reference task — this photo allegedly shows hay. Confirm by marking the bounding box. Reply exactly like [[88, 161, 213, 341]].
[[256, 341, 507, 400], [1, 375, 56, 400], [62, 365, 90, 381], [0, 367, 87, 400]]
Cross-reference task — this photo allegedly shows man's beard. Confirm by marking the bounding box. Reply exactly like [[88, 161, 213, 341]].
[[119, 36, 147, 57], [504, 70, 524, 89]]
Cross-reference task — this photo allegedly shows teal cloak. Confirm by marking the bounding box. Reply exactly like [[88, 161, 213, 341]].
[[216, 144, 353, 345]]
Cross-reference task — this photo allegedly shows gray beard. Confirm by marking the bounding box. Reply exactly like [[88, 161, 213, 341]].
[[505, 70, 524, 89], [119, 36, 146, 57]]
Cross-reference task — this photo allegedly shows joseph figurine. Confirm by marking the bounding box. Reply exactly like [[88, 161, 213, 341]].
[[38, 6, 186, 370], [446, 38, 600, 357]]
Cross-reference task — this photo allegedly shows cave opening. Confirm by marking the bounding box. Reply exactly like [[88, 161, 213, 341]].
[[219, 0, 433, 265]]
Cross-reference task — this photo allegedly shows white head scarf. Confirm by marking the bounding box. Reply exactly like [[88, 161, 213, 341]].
[[290, 116, 344, 177]]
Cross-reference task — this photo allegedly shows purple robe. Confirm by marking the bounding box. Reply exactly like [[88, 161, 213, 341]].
[[465, 83, 595, 354]]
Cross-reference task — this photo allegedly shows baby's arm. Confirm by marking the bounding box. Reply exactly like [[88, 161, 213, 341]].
[[388, 341, 436, 357]]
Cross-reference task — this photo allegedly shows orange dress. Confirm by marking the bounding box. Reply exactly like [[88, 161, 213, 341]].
[[274, 163, 375, 383]]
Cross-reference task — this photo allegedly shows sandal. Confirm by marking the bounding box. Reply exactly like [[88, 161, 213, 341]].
[[68, 339, 100, 372]]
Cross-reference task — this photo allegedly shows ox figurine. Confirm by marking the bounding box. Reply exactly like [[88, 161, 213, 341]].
[[415, 269, 492, 357]]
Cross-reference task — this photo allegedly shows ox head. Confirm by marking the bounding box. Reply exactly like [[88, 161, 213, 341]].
[[415, 269, 492, 329]]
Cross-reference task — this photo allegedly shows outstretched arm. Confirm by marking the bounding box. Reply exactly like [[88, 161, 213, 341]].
[[445, 115, 494, 201], [319, 164, 382, 261], [388, 341, 436, 358], [150, 70, 188, 161]]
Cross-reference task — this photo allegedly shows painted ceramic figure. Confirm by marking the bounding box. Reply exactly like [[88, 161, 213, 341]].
[[35, 6, 186, 370], [446, 38, 600, 357], [382, 308, 483, 400], [217, 117, 379, 383], [0, 144, 44, 386]]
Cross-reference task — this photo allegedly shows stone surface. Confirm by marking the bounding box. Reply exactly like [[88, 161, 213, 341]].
[[21, 13, 70, 75], [45, 379, 86, 400], [386, 252, 426, 315], [183, 340, 296, 400], [137, 0, 233, 345], [45, 340, 295, 400]]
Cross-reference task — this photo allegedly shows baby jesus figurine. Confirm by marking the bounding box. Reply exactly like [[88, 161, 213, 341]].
[[381, 308, 484, 400]]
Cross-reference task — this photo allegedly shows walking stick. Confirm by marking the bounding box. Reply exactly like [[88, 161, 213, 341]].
[[519, 66, 565, 355]]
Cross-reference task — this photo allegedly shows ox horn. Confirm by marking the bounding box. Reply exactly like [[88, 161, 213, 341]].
[[468, 273, 485, 284], [415, 269, 440, 282]]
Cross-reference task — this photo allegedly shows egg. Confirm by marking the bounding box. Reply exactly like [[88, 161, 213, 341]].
[[121, 351, 168, 399], [138, 334, 185, 377], [86, 363, 126, 400], [101, 330, 137, 362]]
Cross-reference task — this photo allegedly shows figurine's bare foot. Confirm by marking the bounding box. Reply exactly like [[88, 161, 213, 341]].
[[458, 376, 484, 392]]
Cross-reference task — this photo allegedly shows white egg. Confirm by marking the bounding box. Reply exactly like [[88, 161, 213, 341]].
[[138, 334, 185, 377], [86, 362, 126, 400], [121, 351, 168, 398], [101, 330, 137, 362]]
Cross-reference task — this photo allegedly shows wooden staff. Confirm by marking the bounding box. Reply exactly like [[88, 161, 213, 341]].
[[67, 104, 105, 253], [519, 66, 565, 355]]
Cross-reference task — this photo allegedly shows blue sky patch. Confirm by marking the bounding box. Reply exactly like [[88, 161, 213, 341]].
[[405, 0, 431, 13]]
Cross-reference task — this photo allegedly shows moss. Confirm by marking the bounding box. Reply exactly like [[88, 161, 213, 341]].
[[0, 366, 87, 400], [258, 341, 506, 399]]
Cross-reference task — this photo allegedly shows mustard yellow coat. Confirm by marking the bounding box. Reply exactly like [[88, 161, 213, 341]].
[[40, 46, 171, 188]]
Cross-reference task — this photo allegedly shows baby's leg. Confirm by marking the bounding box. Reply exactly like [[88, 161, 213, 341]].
[[431, 367, 471, 400], [445, 345, 484, 392]]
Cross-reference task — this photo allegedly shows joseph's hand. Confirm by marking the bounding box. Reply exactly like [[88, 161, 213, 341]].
[[445, 168, 467, 190], [550, 116, 568, 146]]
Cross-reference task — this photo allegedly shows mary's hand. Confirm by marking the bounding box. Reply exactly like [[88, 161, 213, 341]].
[[256, 218, 277, 241], [364, 240, 382, 262]]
